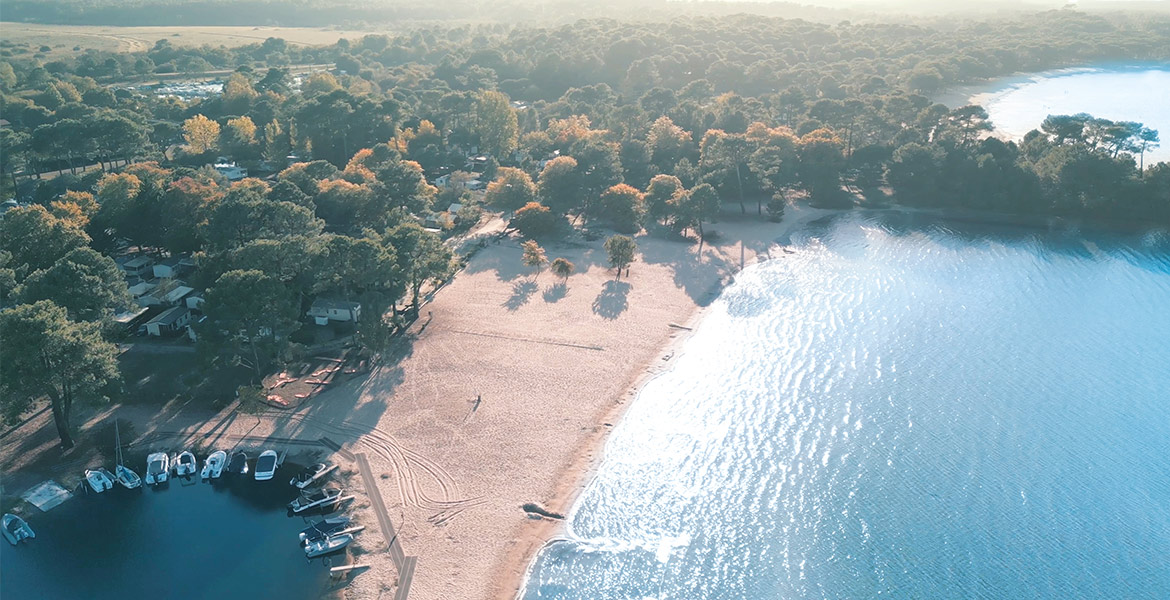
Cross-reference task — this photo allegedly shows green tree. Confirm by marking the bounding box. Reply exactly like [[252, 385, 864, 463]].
[[384, 222, 452, 315], [475, 90, 519, 158], [201, 269, 300, 379], [604, 234, 637, 278], [20, 248, 131, 322], [598, 183, 647, 233], [1, 301, 120, 449], [0, 204, 90, 274], [699, 129, 751, 214], [263, 119, 290, 165], [511, 201, 559, 237], [550, 257, 575, 283], [485, 167, 538, 213], [644, 174, 684, 224], [670, 182, 720, 241], [222, 116, 258, 158], [537, 156, 583, 215], [521, 240, 547, 277]]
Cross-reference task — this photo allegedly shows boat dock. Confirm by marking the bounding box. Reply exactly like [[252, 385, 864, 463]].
[[355, 452, 415, 598]]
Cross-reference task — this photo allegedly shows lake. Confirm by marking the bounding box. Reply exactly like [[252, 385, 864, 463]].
[[940, 65, 1170, 165], [521, 213, 1170, 599], [1, 460, 335, 600]]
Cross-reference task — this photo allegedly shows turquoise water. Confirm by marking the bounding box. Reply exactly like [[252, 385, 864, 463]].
[[978, 66, 1170, 165], [522, 214, 1170, 599]]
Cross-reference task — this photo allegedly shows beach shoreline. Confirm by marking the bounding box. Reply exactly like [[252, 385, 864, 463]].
[[0, 202, 832, 600]]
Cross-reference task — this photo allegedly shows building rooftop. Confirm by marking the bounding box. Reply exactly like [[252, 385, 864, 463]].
[[310, 298, 361, 311], [147, 306, 189, 326]]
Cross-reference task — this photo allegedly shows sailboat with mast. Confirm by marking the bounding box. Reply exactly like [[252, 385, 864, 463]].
[[114, 422, 142, 489]]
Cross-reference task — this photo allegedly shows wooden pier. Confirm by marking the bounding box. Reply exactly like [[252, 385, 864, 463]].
[[355, 451, 415, 598]]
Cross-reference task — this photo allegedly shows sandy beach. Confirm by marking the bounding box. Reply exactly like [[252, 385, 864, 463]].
[[0, 203, 830, 600]]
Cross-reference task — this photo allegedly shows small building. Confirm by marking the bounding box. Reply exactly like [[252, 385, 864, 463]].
[[145, 306, 191, 337], [113, 306, 152, 332], [213, 159, 248, 181], [152, 256, 194, 279], [137, 280, 192, 307], [119, 255, 155, 277], [185, 291, 206, 311], [307, 299, 361, 325], [127, 280, 159, 301]]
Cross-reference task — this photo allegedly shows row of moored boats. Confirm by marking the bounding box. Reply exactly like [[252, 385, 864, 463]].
[[16, 422, 356, 557]]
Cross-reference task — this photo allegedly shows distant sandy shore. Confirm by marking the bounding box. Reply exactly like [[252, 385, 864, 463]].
[[0, 203, 832, 600]]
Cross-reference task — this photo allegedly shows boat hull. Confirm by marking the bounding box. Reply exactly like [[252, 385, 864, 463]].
[[115, 465, 142, 489], [3, 514, 35, 545], [201, 451, 227, 479], [85, 469, 114, 493], [304, 533, 353, 558]]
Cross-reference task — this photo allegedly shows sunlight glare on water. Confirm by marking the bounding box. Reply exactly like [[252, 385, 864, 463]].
[[522, 215, 1170, 600]]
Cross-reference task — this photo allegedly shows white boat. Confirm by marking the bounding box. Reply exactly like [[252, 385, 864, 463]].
[[85, 468, 114, 493], [304, 533, 353, 558], [174, 451, 197, 477], [201, 450, 227, 479], [146, 452, 169, 485], [227, 451, 248, 475], [290, 463, 337, 489], [2, 514, 35, 545], [254, 450, 278, 481], [288, 487, 343, 513], [114, 422, 142, 489], [298, 517, 351, 543]]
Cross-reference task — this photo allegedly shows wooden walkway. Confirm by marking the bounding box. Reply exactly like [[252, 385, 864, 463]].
[[355, 451, 415, 598]]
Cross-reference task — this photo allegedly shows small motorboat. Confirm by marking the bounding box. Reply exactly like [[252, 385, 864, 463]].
[[85, 467, 114, 493], [174, 451, 197, 477], [289, 487, 344, 513], [254, 450, 278, 481], [2, 513, 35, 545], [227, 451, 248, 475], [298, 516, 351, 543], [290, 462, 337, 489], [146, 452, 169, 485], [201, 450, 227, 479], [113, 422, 141, 489], [304, 533, 353, 558]]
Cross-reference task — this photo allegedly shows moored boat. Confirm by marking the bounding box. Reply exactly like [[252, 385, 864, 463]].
[[201, 450, 227, 479], [115, 464, 142, 489], [288, 487, 343, 513], [290, 462, 337, 489], [298, 516, 351, 543], [227, 451, 248, 475], [2, 514, 35, 545], [146, 452, 169, 485], [113, 423, 141, 489], [254, 450, 278, 481], [174, 451, 197, 477], [304, 533, 353, 558], [84, 468, 114, 493]]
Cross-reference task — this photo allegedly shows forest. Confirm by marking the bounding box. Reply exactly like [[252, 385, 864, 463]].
[[2, 7, 1170, 445]]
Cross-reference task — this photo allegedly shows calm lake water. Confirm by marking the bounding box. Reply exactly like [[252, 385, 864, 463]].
[[1, 460, 333, 600], [955, 65, 1170, 165], [522, 214, 1170, 599]]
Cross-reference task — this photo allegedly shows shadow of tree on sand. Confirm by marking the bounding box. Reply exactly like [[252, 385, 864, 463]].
[[504, 280, 539, 311], [592, 280, 630, 319], [542, 282, 568, 303]]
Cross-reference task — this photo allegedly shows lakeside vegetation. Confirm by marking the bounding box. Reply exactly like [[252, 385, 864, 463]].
[[2, 6, 1170, 449]]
